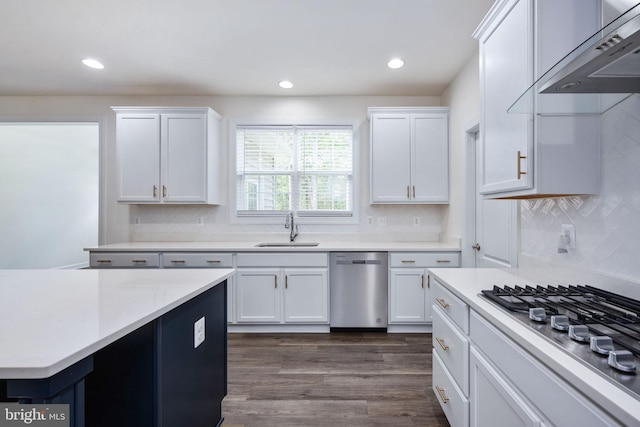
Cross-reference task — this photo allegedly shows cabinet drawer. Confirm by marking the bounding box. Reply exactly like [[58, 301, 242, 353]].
[[162, 253, 232, 268], [389, 252, 460, 268], [90, 252, 160, 268], [433, 351, 469, 427], [470, 311, 620, 427], [433, 307, 469, 396], [237, 252, 328, 267], [432, 278, 469, 334]]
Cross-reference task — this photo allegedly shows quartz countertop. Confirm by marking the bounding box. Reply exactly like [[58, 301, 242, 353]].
[[0, 269, 234, 379], [84, 241, 460, 252], [428, 267, 640, 427]]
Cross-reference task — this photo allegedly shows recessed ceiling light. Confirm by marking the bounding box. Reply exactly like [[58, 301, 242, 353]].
[[82, 58, 104, 69], [387, 58, 405, 69], [278, 80, 294, 89]]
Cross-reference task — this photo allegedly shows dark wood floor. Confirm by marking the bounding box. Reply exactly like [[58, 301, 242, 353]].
[[221, 332, 450, 427]]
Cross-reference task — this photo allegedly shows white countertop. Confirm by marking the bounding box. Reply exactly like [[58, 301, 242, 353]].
[[428, 268, 640, 427], [0, 269, 233, 379], [84, 241, 460, 252]]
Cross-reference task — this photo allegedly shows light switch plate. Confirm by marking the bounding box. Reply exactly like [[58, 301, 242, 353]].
[[194, 316, 205, 348]]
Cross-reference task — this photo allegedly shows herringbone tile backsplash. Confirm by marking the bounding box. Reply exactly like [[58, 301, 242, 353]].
[[521, 95, 640, 282]]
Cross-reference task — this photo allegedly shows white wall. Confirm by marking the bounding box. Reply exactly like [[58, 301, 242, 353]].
[[440, 51, 481, 241], [0, 95, 454, 244]]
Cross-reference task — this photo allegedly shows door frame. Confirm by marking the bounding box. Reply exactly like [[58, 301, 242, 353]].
[[462, 117, 519, 268], [462, 118, 480, 267]]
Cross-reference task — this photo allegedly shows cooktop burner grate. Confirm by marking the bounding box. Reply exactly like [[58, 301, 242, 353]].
[[482, 285, 640, 356]]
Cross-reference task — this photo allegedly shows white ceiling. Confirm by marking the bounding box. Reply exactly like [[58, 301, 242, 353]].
[[1, 0, 496, 96]]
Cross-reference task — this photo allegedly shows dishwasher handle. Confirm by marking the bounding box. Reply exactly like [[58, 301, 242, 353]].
[[336, 260, 382, 265]]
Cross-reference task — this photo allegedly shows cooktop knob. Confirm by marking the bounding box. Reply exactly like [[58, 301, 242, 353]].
[[608, 350, 637, 373], [550, 315, 570, 331], [568, 325, 590, 342], [590, 336, 614, 355], [529, 307, 546, 322]]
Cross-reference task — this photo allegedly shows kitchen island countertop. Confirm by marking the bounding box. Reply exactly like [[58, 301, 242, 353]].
[[0, 268, 233, 379]]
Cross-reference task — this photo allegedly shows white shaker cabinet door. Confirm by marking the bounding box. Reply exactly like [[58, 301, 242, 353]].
[[236, 269, 281, 323], [389, 268, 426, 323], [479, 0, 532, 195], [161, 114, 208, 203], [370, 114, 412, 203], [412, 114, 449, 203], [283, 268, 328, 323], [117, 114, 161, 202]]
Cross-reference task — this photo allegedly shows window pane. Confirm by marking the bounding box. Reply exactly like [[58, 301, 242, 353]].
[[297, 128, 352, 172], [237, 127, 293, 173], [299, 174, 351, 212], [237, 174, 291, 213]]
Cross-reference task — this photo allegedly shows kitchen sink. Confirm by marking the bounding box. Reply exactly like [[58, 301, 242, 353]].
[[255, 242, 320, 247]]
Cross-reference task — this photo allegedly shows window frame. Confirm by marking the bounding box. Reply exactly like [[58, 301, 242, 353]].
[[229, 118, 360, 225]]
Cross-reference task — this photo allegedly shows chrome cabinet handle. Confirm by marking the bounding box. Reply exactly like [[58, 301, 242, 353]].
[[436, 260, 451, 263], [421, 274, 424, 289], [274, 275, 278, 289], [131, 259, 147, 264], [170, 260, 186, 263], [406, 185, 410, 199], [436, 298, 449, 309], [435, 337, 449, 351], [162, 185, 167, 198], [206, 260, 221, 264], [96, 259, 112, 264], [285, 275, 288, 289], [401, 260, 416, 263], [153, 185, 158, 197], [435, 386, 449, 404]]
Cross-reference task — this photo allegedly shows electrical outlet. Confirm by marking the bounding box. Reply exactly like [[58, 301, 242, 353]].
[[133, 217, 141, 225], [194, 317, 205, 348], [413, 217, 421, 226], [367, 216, 373, 225], [561, 224, 576, 249], [196, 216, 204, 226], [378, 217, 387, 226]]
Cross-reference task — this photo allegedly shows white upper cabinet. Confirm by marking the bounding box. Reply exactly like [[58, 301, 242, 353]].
[[114, 107, 222, 204], [369, 107, 449, 204], [474, 0, 601, 198]]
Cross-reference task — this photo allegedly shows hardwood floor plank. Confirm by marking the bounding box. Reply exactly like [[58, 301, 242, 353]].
[[222, 332, 450, 427]]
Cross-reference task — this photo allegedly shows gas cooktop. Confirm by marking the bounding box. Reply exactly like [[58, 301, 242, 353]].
[[481, 284, 640, 398]]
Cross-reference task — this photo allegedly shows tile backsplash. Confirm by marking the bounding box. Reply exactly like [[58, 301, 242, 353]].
[[521, 94, 640, 282]]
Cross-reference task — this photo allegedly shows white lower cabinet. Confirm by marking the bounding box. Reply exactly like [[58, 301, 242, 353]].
[[235, 253, 329, 325], [236, 268, 281, 323], [388, 252, 460, 327], [432, 278, 470, 427], [470, 347, 542, 427]]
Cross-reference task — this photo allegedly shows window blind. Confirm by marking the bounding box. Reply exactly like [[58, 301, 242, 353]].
[[236, 124, 353, 217]]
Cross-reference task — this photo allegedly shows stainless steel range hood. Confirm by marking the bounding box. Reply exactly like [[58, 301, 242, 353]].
[[509, 2, 640, 114]]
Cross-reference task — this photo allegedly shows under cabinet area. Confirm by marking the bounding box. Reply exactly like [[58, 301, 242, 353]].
[[369, 107, 449, 204], [388, 252, 459, 332], [474, 0, 601, 198], [113, 107, 222, 204]]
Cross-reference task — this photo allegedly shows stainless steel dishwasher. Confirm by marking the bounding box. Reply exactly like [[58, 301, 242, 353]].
[[330, 252, 388, 330]]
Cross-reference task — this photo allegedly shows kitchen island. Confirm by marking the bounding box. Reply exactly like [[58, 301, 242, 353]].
[[429, 268, 640, 427], [0, 269, 233, 427]]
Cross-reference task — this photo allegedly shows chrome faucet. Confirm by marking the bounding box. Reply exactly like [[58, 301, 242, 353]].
[[284, 212, 298, 242]]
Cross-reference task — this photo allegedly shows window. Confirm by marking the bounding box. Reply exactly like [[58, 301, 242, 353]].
[[234, 123, 356, 220]]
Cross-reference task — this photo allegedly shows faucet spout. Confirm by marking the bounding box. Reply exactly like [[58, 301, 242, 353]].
[[285, 212, 299, 242]]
